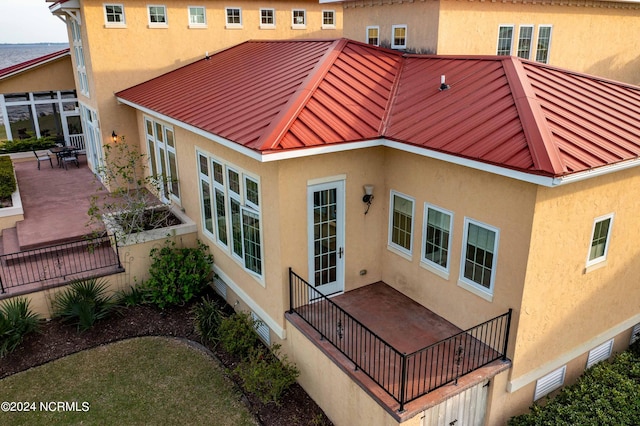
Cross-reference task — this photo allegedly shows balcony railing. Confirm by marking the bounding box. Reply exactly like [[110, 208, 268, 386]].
[[0, 234, 123, 294], [288, 268, 512, 412]]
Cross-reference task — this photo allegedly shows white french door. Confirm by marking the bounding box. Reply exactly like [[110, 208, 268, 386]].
[[307, 180, 345, 297]]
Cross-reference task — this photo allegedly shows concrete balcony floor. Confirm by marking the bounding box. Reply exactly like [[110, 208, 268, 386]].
[[286, 282, 511, 422]]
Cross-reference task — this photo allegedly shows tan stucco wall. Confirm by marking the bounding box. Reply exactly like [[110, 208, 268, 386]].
[[0, 56, 75, 94], [286, 323, 420, 426], [67, 0, 343, 166], [380, 150, 536, 331], [340, 0, 640, 84], [512, 168, 640, 379], [340, 0, 440, 53]]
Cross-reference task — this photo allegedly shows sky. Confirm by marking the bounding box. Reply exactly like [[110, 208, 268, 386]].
[[0, 0, 69, 44]]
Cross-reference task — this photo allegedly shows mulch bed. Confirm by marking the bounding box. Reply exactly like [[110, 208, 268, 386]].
[[0, 289, 332, 426]]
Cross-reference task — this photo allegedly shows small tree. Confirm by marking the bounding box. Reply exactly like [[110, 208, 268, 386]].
[[87, 138, 175, 243]]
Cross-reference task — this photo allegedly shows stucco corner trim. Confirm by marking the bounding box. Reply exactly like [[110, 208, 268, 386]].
[[212, 264, 286, 340]]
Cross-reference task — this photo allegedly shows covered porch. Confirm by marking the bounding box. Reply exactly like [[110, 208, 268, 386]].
[[286, 269, 511, 422]]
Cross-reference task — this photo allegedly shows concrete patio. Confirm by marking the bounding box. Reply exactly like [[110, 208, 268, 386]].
[[2, 155, 104, 253]]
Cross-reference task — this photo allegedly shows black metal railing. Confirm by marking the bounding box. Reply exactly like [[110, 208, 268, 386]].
[[288, 268, 511, 412], [0, 234, 123, 294]]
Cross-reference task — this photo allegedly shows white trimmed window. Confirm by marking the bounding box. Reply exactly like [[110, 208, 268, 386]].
[[225, 7, 242, 28], [322, 10, 335, 29], [586, 339, 613, 369], [260, 8, 275, 29], [104, 4, 125, 26], [586, 213, 613, 267], [197, 151, 263, 277], [391, 25, 407, 49], [460, 219, 499, 296], [366, 26, 379, 46], [148, 5, 167, 26], [497, 25, 514, 55], [534, 366, 566, 401], [292, 9, 306, 29], [70, 20, 89, 97], [145, 118, 180, 204], [422, 204, 453, 274], [517, 25, 533, 59], [389, 191, 414, 255], [535, 25, 552, 64], [188, 6, 206, 27]]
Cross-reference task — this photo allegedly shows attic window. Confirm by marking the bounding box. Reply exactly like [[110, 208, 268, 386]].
[[292, 9, 306, 29], [391, 25, 407, 50], [225, 7, 242, 29]]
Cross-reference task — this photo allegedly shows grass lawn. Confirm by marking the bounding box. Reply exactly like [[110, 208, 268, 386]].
[[0, 337, 257, 425]]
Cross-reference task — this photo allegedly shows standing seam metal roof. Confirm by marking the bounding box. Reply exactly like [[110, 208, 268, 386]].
[[116, 39, 640, 178]]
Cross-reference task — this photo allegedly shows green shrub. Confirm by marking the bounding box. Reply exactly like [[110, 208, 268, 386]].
[[116, 285, 150, 307], [0, 297, 42, 357], [235, 344, 300, 405], [0, 136, 57, 154], [145, 240, 213, 309], [0, 156, 16, 198], [52, 278, 118, 331], [193, 297, 225, 346], [509, 349, 640, 425], [219, 311, 260, 358]]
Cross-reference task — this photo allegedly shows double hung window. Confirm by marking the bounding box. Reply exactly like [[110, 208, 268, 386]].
[[497, 25, 514, 55], [422, 204, 453, 273], [366, 26, 379, 46], [189, 6, 206, 27], [148, 5, 167, 26], [460, 219, 499, 297], [389, 191, 414, 255], [391, 25, 407, 49], [225, 7, 242, 28], [292, 9, 306, 29], [587, 214, 613, 267], [104, 4, 125, 25]]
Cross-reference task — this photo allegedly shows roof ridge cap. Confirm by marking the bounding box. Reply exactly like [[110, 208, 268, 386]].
[[379, 53, 406, 136], [254, 39, 349, 151], [503, 57, 566, 175]]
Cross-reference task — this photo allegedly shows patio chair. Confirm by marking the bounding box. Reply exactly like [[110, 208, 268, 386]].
[[33, 150, 53, 170], [59, 150, 79, 170]]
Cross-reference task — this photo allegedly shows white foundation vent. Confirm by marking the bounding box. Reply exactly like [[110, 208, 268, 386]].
[[630, 323, 640, 344], [251, 311, 271, 345], [586, 339, 614, 369], [213, 275, 227, 299], [534, 365, 566, 401]]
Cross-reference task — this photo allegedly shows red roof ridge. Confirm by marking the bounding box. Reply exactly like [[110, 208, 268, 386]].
[[255, 39, 348, 151], [502, 56, 566, 175]]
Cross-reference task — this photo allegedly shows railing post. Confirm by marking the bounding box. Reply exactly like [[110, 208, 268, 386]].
[[113, 234, 123, 270], [398, 352, 407, 413], [288, 267, 294, 314], [502, 308, 513, 361], [0, 274, 5, 294]]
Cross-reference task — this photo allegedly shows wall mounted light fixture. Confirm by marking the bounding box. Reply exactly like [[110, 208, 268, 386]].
[[111, 131, 118, 143], [363, 184, 374, 215]]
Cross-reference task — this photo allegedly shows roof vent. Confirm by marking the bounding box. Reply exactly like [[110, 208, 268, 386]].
[[205, 51, 210, 60], [439, 75, 450, 91]]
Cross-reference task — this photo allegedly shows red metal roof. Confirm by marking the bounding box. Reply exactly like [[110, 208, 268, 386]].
[[116, 39, 640, 178], [0, 49, 70, 80]]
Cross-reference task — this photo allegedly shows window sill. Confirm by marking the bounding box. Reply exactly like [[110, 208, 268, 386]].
[[457, 279, 493, 302], [225, 24, 243, 29], [188, 24, 207, 29], [584, 259, 607, 274], [148, 23, 168, 29], [391, 45, 407, 50], [386, 244, 412, 262], [321, 25, 336, 30], [292, 25, 307, 30], [104, 23, 127, 29], [420, 261, 449, 280]]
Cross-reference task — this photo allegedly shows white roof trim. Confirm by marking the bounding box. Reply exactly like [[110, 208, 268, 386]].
[[118, 97, 640, 188], [116, 97, 263, 162], [0, 51, 70, 81]]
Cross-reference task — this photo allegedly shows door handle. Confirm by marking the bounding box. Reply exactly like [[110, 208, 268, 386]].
[[338, 247, 344, 258]]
